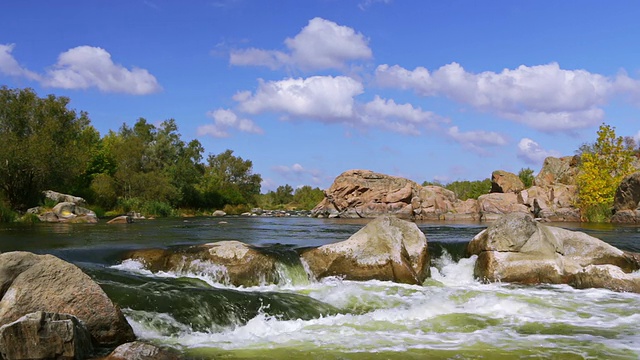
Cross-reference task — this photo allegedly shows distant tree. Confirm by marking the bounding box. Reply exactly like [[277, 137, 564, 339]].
[[518, 168, 535, 188], [0, 87, 98, 210], [200, 150, 262, 206], [292, 185, 325, 209], [274, 184, 294, 205], [577, 123, 636, 221]]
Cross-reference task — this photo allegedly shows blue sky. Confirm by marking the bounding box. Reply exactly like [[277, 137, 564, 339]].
[[2, 1, 640, 192]]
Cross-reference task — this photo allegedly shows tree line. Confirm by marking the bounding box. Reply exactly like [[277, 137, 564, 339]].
[[0, 86, 322, 219]]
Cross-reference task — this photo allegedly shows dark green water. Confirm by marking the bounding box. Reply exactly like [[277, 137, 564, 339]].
[[1, 217, 639, 359]]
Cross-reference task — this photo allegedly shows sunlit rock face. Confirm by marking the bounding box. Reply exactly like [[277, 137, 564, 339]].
[[467, 213, 640, 292], [301, 215, 430, 285]]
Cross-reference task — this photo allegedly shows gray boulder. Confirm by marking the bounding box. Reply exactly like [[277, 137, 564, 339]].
[[301, 216, 430, 285], [0, 311, 93, 360], [0, 252, 135, 346], [468, 213, 640, 290], [103, 341, 183, 360], [612, 172, 640, 223]]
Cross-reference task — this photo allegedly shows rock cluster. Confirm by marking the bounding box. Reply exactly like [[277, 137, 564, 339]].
[[468, 213, 640, 292], [27, 191, 98, 223], [125, 216, 430, 286], [312, 157, 582, 222]]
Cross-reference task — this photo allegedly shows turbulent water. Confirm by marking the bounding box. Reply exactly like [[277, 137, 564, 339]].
[[1, 217, 640, 359]]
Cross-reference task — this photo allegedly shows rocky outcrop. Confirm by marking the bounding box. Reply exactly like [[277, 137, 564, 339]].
[[124, 241, 281, 287], [312, 170, 419, 219], [0, 311, 93, 360], [0, 252, 135, 347], [477, 193, 529, 221], [27, 201, 98, 223], [43, 190, 86, 207], [611, 172, 640, 223], [103, 341, 183, 360], [467, 213, 640, 292], [311, 170, 478, 220], [533, 156, 580, 187], [301, 216, 430, 285], [519, 185, 580, 222], [491, 170, 524, 194]]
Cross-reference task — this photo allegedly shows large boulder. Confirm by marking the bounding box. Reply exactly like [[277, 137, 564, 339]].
[[103, 341, 183, 360], [518, 185, 580, 222], [0, 252, 135, 347], [301, 216, 430, 285], [467, 213, 640, 291], [490, 170, 524, 194], [412, 186, 457, 220], [477, 193, 529, 221], [611, 172, 640, 223], [43, 190, 86, 206], [0, 311, 93, 360], [533, 155, 580, 187], [312, 170, 419, 219], [33, 202, 98, 223], [572, 265, 640, 293], [123, 241, 281, 287]]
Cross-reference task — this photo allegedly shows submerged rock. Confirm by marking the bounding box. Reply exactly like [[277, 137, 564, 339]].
[[0, 311, 93, 360], [0, 252, 135, 347], [301, 216, 430, 285], [103, 341, 183, 360], [467, 213, 640, 292], [107, 215, 133, 224], [124, 241, 281, 287]]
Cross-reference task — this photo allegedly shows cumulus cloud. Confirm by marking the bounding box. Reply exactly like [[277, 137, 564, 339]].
[[376, 62, 640, 132], [197, 108, 263, 138], [230, 17, 372, 71], [359, 95, 447, 135], [42, 46, 161, 94], [447, 126, 508, 154], [0, 44, 40, 80], [0, 44, 161, 95], [517, 138, 561, 165], [229, 75, 448, 136], [236, 75, 364, 120]]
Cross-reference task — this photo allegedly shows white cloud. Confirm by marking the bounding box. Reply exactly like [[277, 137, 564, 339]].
[[0, 44, 41, 80], [42, 46, 161, 94], [197, 108, 263, 138], [236, 75, 364, 120], [359, 95, 447, 135], [375, 62, 640, 132], [272, 163, 324, 186], [517, 138, 561, 165], [447, 126, 508, 154], [358, 0, 392, 11], [230, 17, 372, 71], [0, 44, 161, 95]]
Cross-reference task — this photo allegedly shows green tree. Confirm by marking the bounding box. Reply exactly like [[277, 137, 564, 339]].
[[518, 168, 535, 188], [0, 87, 98, 210], [577, 123, 636, 222], [200, 150, 262, 207], [292, 185, 325, 209], [274, 184, 294, 205]]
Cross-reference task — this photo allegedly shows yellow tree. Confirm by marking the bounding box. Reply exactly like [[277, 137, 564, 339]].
[[577, 123, 635, 221]]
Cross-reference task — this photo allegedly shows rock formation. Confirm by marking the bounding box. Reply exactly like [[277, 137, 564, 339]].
[[0, 252, 135, 347], [124, 241, 281, 287], [27, 191, 98, 223], [490, 170, 524, 194], [611, 172, 640, 223], [467, 213, 640, 292], [0, 311, 93, 360], [533, 155, 580, 187], [301, 216, 430, 285]]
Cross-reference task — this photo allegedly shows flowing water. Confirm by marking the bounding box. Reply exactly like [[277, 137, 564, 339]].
[[1, 217, 640, 359]]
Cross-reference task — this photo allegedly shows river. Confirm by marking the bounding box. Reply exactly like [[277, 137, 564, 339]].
[[1, 216, 639, 359]]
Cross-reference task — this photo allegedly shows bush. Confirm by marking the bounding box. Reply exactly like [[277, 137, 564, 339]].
[[223, 203, 250, 215], [581, 203, 612, 223], [16, 213, 40, 224], [0, 202, 16, 223], [142, 201, 174, 217]]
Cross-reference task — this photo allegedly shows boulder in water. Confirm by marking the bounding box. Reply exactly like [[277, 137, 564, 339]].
[[0, 311, 93, 360], [103, 341, 183, 360], [301, 216, 430, 285], [107, 215, 133, 224], [0, 252, 135, 347], [468, 213, 640, 291], [124, 241, 281, 287]]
